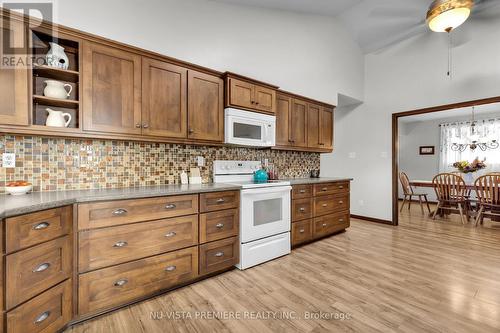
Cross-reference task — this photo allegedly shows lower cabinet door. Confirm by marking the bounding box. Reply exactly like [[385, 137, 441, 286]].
[[291, 219, 313, 247], [199, 237, 238, 275], [6, 279, 72, 333], [313, 212, 350, 239], [78, 246, 198, 315]]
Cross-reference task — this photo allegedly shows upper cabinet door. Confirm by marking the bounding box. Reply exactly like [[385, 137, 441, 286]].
[[320, 107, 334, 150], [276, 94, 291, 147], [228, 78, 254, 110], [307, 103, 321, 149], [290, 99, 308, 147], [142, 58, 187, 138], [82, 41, 142, 135], [0, 18, 29, 126], [254, 85, 276, 114], [188, 70, 224, 142]]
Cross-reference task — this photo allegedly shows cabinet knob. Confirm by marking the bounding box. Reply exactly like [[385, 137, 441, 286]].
[[255, 102, 260, 105], [251, 101, 255, 104], [216, 223, 224, 229], [339, 186, 344, 189], [339, 219, 344, 222], [114, 279, 128, 287], [322, 187, 328, 191], [112, 208, 128, 216], [165, 265, 177, 272], [189, 128, 194, 134], [299, 229, 305, 233], [33, 222, 50, 230], [34, 311, 51, 324], [319, 143, 325, 146], [33, 262, 50, 273], [322, 223, 327, 227], [142, 123, 149, 128], [113, 241, 128, 248], [135, 123, 141, 128], [214, 252, 224, 257], [165, 204, 177, 210], [299, 207, 306, 212], [299, 189, 306, 194], [322, 203, 328, 207], [216, 198, 225, 204], [338, 201, 344, 204], [165, 231, 176, 238]]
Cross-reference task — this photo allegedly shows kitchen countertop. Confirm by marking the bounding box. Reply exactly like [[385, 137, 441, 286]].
[[0, 177, 352, 218]]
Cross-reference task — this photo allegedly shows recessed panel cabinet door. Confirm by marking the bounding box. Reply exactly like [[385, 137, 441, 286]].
[[142, 58, 187, 138], [188, 70, 224, 142], [320, 107, 334, 149], [82, 41, 142, 134], [290, 99, 308, 147], [0, 18, 29, 126], [276, 94, 291, 146], [254, 85, 276, 113], [307, 103, 321, 149], [228, 78, 254, 110]]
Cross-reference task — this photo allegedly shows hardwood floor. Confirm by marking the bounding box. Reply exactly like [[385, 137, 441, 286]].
[[66, 210, 500, 333]]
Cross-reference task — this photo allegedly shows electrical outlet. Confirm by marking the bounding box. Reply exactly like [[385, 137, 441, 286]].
[[197, 156, 205, 167], [2, 153, 15, 168]]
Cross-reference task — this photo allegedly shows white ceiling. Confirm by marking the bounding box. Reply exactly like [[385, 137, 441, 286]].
[[399, 102, 500, 124], [212, 0, 500, 54]]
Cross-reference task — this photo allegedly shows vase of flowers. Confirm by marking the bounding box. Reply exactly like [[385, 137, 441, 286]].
[[452, 157, 486, 183]]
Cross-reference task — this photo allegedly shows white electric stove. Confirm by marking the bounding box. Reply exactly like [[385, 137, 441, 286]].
[[213, 160, 291, 270]]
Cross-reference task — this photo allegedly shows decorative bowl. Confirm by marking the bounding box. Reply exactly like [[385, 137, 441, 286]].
[[5, 184, 32, 195]]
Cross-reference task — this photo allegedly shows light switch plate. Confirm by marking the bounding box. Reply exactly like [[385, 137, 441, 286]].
[[2, 153, 15, 168], [197, 156, 205, 167], [348, 152, 356, 159]]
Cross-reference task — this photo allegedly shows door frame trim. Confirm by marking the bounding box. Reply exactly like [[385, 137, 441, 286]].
[[391, 96, 500, 226]]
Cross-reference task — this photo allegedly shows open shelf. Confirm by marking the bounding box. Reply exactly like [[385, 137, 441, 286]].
[[33, 95, 79, 109], [33, 65, 79, 82]]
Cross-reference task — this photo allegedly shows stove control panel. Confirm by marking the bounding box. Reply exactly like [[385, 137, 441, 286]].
[[214, 160, 262, 175]]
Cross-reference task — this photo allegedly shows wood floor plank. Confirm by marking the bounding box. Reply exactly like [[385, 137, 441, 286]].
[[66, 203, 500, 332]]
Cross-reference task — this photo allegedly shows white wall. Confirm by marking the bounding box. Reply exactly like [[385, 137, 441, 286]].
[[51, 0, 364, 105], [322, 16, 500, 221]]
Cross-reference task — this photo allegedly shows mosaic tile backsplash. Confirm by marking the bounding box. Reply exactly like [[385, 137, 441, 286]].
[[0, 135, 320, 193]]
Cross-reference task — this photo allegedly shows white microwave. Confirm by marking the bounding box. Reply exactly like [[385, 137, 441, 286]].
[[224, 108, 276, 147]]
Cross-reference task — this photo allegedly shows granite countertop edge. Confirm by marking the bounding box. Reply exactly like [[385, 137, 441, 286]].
[[0, 177, 352, 218]]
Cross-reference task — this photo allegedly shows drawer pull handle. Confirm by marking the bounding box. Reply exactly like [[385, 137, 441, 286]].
[[165, 265, 177, 272], [33, 263, 50, 273], [34, 311, 50, 324], [339, 219, 344, 222], [339, 186, 344, 189], [113, 241, 128, 248], [322, 223, 327, 227], [322, 187, 328, 191], [114, 279, 128, 287], [216, 198, 225, 203], [112, 208, 128, 216], [216, 223, 224, 229], [165, 204, 177, 209], [214, 252, 224, 257], [299, 229, 305, 233], [165, 231, 177, 238], [299, 189, 306, 193], [338, 201, 344, 204], [299, 207, 306, 212], [322, 204, 328, 207], [33, 222, 50, 230]]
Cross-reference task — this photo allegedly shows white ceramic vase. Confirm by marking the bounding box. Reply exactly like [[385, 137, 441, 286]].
[[46, 108, 72, 127], [43, 80, 72, 99], [46, 42, 69, 70]]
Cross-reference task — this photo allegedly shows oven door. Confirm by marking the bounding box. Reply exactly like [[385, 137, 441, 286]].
[[225, 111, 275, 147], [240, 186, 291, 243]]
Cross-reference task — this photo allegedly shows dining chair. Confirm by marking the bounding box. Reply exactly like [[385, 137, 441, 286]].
[[432, 173, 468, 224], [474, 174, 500, 226], [399, 172, 431, 214]]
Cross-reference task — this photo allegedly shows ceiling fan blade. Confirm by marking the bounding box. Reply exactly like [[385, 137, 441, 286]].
[[364, 22, 428, 54], [369, 7, 424, 19], [473, 0, 500, 14]]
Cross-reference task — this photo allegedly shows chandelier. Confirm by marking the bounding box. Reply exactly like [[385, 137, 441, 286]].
[[451, 107, 499, 152]]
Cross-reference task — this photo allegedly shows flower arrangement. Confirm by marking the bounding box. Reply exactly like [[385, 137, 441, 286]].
[[453, 157, 487, 173]]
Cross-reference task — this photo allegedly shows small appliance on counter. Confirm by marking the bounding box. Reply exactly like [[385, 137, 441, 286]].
[[213, 160, 291, 270], [253, 167, 269, 183]]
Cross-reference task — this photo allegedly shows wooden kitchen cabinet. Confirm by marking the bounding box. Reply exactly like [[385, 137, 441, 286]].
[[188, 70, 224, 142], [142, 58, 187, 138], [276, 94, 291, 146], [0, 18, 29, 126], [290, 98, 308, 147], [82, 41, 142, 135], [320, 107, 334, 150], [307, 103, 321, 149], [225, 73, 277, 114]]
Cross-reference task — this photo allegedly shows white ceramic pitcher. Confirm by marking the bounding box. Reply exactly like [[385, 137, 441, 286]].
[[46, 108, 72, 127], [44, 80, 72, 100], [46, 42, 69, 69]]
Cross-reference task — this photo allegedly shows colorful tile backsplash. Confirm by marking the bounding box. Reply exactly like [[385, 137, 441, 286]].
[[0, 135, 320, 192]]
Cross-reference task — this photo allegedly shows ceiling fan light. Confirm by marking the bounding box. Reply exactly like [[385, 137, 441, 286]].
[[426, 0, 473, 32]]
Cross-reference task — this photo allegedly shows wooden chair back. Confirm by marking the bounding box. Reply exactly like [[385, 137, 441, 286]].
[[399, 172, 413, 195], [475, 174, 500, 206], [432, 173, 466, 201]]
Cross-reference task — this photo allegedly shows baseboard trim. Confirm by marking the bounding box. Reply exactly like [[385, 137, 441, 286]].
[[351, 214, 393, 225]]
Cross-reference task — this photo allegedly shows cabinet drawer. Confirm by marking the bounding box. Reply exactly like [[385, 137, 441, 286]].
[[291, 219, 313, 247], [200, 209, 239, 244], [292, 185, 312, 199], [313, 182, 349, 196], [79, 215, 198, 272], [313, 194, 349, 217], [200, 191, 239, 213], [199, 236, 238, 275], [6, 236, 72, 310], [78, 246, 198, 315], [78, 194, 198, 230], [292, 198, 313, 222], [6, 279, 72, 333], [313, 212, 350, 239], [5, 206, 72, 253]]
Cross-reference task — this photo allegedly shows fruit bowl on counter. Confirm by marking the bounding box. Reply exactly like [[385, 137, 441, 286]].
[[5, 181, 33, 195]]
